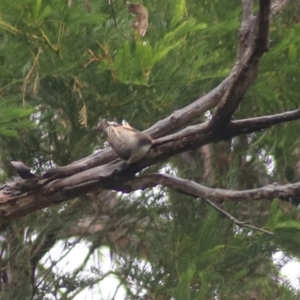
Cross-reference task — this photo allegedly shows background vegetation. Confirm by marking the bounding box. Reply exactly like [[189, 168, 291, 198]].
[[1, 0, 300, 299]]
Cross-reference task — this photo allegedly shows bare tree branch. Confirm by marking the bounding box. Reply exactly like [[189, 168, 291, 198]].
[[0, 0, 296, 224], [0, 104, 299, 222], [62, 76, 232, 176], [271, 0, 290, 16], [1, 136, 299, 222], [229, 108, 300, 135], [202, 198, 273, 235], [43, 105, 300, 181], [115, 173, 300, 203], [210, 0, 271, 128], [238, 0, 254, 59]]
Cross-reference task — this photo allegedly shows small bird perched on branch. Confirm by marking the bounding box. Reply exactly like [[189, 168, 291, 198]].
[[96, 119, 153, 164], [10, 161, 36, 179], [126, 2, 148, 37]]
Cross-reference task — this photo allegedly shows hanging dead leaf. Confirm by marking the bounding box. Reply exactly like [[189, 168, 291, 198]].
[[79, 103, 88, 127]]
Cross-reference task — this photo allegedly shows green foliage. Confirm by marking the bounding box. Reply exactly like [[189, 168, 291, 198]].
[[0, 97, 34, 137], [1, 0, 300, 299]]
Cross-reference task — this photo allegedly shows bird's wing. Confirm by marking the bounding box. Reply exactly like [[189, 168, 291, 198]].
[[122, 120, 134, 129], [106, 126, 133, 160]]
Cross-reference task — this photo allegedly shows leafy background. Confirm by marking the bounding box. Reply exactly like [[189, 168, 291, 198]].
[[1, 0, 300, 299]]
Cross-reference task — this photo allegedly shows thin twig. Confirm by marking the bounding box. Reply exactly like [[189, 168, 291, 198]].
[[108, 0, 118, 29], [202, 197, 273, 235], [22, 47, 42, 107], [107, 0, 128, 39]]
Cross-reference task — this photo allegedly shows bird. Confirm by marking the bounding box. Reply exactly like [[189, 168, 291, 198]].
[[10, 161, 36, 179], [97, 119, 153, 164], [126, 2, 148, 37]]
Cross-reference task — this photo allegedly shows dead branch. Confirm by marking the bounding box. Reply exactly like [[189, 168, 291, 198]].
[[0, 104, 298, 223], [115, 173, 300, 204], [210, 0, 271, 129], [202, 198, 273, 235], [238, 0, 254, 59], [271, 0, 290, 16], [229, 108, 300, 135], [0, 0, 296, 224], [41, 107, 300, 180]]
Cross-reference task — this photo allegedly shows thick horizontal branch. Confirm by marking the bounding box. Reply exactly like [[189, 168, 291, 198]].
[[115, 173, 300, 202], [10, 111, 300, 182], [42, 78, 231, 179], [63, 77, 234, 177], [44, 106, 300, 180], [1, 107, 300, 222], [229, 108, 300, 134], [147, 108, 300, 163]]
